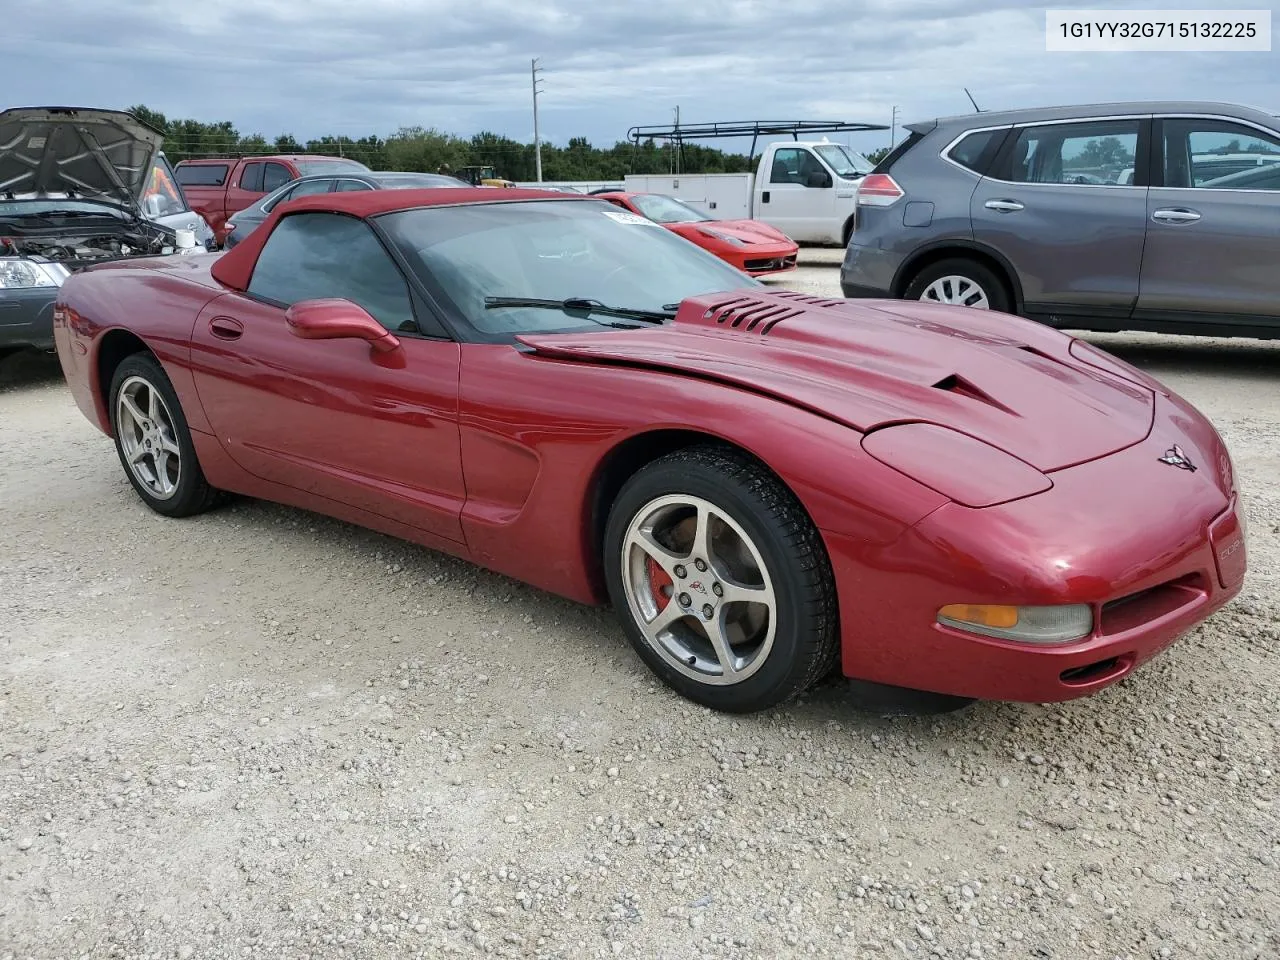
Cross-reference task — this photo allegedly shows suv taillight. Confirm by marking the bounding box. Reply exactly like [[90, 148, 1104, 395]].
[[857, 174, 904, 206]]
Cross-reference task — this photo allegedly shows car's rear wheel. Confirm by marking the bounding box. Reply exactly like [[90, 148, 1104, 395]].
[[603, 445, 839, 713], [108, 353, 221, 518], [904, 258, 1011, 312]]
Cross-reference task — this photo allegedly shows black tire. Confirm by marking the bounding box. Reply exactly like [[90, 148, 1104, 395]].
[[108, 352, 222, 518], [903, 257, 1012, 313], [603, 445, 839, 713]]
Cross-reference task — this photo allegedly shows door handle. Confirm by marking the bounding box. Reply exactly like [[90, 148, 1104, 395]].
[[1152, 208, 1201, 224], [209, 316, 244, 340], [984, 199, 1024, 212]]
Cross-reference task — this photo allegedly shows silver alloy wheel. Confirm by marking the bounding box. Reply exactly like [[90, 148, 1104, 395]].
[[919, 275, 990, 309], [116, 375, 181, 500], [620, 494, 777, 686]]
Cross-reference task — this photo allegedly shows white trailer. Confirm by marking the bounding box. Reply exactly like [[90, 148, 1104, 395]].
[[624, 139, 873, 245], [620, 173, 753, 220], [620, 121, 889, 245]]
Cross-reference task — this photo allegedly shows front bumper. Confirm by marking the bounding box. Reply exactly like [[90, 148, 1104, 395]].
[[719, 242, 799, 277], [826, 392, 1246, 702], [0, 287, 57, 350]]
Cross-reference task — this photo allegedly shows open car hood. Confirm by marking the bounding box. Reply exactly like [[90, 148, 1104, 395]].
[[517, 291, 1157, 473], [0, 106, 164, 210]]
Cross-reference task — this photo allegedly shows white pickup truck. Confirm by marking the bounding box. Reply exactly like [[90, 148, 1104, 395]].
[[623, 138, 875, 245]]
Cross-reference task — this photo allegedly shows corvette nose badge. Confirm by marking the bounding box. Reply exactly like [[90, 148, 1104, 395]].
[[1158, 445, 1196, 472]]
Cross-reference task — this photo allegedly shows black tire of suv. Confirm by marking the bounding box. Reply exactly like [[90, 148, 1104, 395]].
[[903, 258, 1012, 313]]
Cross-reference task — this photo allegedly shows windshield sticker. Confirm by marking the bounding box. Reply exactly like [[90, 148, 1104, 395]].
[[603, 210, 659, 226]]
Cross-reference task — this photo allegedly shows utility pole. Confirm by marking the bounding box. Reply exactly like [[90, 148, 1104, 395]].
[[531, 58, 545, 182], [672, 105, 680, 175], [890, 105, 899, 148]]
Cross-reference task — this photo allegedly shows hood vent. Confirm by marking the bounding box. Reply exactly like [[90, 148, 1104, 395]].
[[691, 289, 849, 335], [767, 290, 849, 309], [931, 373, 1017, 415], [698, 295, 805, 334]]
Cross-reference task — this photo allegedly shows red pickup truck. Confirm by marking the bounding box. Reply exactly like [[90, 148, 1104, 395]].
[[174, 154, 370, 246]]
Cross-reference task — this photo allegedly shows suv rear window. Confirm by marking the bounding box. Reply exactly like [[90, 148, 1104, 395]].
[[175, 163, 229, 187], [872, 132, 924, 173], [946, 130, 1002, 172]]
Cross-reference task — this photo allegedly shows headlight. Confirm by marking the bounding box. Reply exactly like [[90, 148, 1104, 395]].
[[0, 257, 70, 289], [861, 423, 1051, 508], [938, 603, 1093, 643], [697, 228, 746, 246]]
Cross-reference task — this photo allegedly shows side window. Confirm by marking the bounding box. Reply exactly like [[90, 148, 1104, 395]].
[[291, 179, 336, 198], [1163, 118, 1280, 190], [770, 148, 811, 184], [175, 163, 228, 187], [264, 178, 333, 212], [335, 179, 375, 192], [239, 162, 265, 192], [246, 212, 418, 333], [946, 129, 1001, 173], [263, 162, 292, 193], [1006, 121, 1139, 185]]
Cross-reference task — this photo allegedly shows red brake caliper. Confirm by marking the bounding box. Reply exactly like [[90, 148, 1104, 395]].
[[646, 557, 674, 610]]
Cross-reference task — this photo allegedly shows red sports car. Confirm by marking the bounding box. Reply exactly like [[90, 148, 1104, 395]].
[[591, 190, 798, 276], [53, 188, 1246, 714]]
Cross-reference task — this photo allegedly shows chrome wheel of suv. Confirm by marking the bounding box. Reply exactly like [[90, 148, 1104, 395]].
[[903, 258, 1011, 314]]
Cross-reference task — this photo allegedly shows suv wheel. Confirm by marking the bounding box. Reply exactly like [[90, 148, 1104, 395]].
[[904, 258, 1011, 313]]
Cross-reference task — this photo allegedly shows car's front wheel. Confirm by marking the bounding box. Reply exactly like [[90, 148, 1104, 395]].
[[603, 445, 839, 713], [108, 352, 222, 517], [904, 258, 1011, 312]]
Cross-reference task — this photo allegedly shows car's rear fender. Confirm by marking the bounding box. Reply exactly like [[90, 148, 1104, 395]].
[[55, 267, 225, 436]]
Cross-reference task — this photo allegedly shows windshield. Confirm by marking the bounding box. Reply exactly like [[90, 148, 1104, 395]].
[[295, 159, 369, 176], [813, 144, 874, 179], [372, 173, 470, 188], [628, 193, 710, 224], [141, 155, 189, 218], [379, 199, 760, 339]]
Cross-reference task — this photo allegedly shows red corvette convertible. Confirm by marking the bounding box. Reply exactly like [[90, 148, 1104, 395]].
[[53, 188, 1246, 714], [591, 190, 798, 276]]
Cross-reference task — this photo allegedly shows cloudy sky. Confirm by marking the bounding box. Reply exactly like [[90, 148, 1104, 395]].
[[4, 0, 1275, 157]]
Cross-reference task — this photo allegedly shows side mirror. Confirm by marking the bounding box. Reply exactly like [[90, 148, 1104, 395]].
[[143, 194, 165, 218], [805, 170, 833, 189], [284, 298, 400, 353]]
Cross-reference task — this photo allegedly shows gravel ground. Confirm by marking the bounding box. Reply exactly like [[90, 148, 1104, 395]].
[[2, 252, 1277, 960]]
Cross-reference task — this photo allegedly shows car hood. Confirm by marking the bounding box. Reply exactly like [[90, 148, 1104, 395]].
[[668, 220, 792, 244], [0, 106, 163, 210], [517, 291, 1156, 473]]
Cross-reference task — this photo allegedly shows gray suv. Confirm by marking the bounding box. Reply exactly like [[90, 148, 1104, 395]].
[[841, 100, 1280, 339]]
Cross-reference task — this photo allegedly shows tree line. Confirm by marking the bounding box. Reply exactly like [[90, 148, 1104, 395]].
[[129, 104, 892, 180], [129, 104, 760, 180]]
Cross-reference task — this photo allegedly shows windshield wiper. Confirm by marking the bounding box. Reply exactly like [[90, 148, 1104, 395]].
[[484, 296, 675, 326]]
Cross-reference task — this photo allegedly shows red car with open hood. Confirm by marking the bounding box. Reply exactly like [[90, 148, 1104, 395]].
[[591, 190, 798, 276], [52, 187, 1246, 714]]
